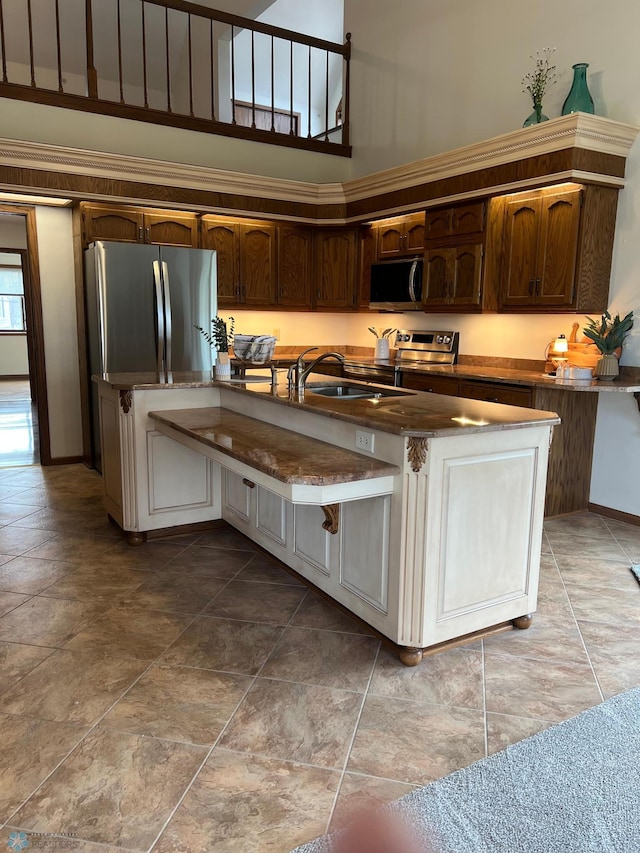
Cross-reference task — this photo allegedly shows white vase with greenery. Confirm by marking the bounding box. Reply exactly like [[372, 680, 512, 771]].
[[195, 316, 235, 380]]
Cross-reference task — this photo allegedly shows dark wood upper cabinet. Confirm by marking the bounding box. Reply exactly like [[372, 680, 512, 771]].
[[423, 248, 451, 306], [423, 244, 483, 309], [143, 212, 198, 247], [277, 226, 313, 308], [426, 202, 485, 242], [200, 217, 240, 305], [239, 223, 277, 306], [82, 204, 143, 245], [314, 229, 358, 309], [500, 188, 582, 310], [376, 213, 425, 259]]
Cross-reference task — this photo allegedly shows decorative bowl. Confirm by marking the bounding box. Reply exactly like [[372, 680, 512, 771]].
[[232, 335, 277, 364]]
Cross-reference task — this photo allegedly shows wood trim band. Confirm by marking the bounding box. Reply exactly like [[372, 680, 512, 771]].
[[0, 374, 29, 380], [588, 502, 640, 529], [48, 455, 84, 465]]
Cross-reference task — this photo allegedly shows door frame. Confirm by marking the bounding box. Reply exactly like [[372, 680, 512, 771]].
[[0, 206, 52, 465]]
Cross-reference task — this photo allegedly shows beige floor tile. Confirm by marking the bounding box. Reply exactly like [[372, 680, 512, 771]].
[[8, 505, 121, 537], [546, 530, 628, 561], [220, 677, 363, 769], [12, 728, 206, 851], [484, 652, 602, 722], [0, 590, 30, 616], [535, 577, 573, 618], [0, 556, 76, 594], [538, 552, 561, 579], [203, 580, 307, 624], [261, 627, 380, 692], [102, 663, 250, 744], [578, 619, 640, 698], [544, 513, 612, 539], [563, 581, 640, 626], [0, 554, 15, 566], [485, 712, 554, 755], [163, 545, 254, 578], [482, 613, 588, 664], [5, 830, 129, 853], [0, 649, 147, 725], [0, 527, 57, 556], [0, 504, 41, 525], [39, 564, 148, 602], [0, 641, 54, 695], [291, 592, 373, 635], [96, 541, 188, 572], [153, 749, 340, 853], [330, 772, 415, 831], [123, 571, 229, 614], [64, 605, 192, 660], [235, 553, 305, 585], [369, 646, 484, 709], [0, 597, 108, 647], [0, 713, 87, 822], [555, 554, 635, 590], [161, 616, 284, 675], [348, 696, 485, 785]]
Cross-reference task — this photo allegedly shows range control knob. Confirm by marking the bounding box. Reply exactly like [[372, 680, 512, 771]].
[[443, 335, 452, 344], [436, 335, 444, 344]]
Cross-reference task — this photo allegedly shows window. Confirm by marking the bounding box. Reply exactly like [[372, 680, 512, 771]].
[[0, 255, 26, 333]]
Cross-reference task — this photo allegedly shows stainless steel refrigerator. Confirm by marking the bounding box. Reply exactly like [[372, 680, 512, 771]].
[[84, 240, 217, 470]]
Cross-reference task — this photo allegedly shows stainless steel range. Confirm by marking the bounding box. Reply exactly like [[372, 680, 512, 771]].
[[342, 329, 459, 387]]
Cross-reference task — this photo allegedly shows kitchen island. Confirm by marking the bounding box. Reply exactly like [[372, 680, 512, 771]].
[[93, 372, 559, 664]]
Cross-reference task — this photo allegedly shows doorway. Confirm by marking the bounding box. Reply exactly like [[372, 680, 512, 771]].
[[0, 209, 50, 467]]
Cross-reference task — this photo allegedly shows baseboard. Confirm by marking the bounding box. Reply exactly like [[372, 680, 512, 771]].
[[0, 374, 29, 381], [145, 519, 227, 540], [588, 502, 640, 528], [46, 455, 84, 466]]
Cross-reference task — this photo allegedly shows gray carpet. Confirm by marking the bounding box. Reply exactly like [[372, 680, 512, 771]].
[[293, 688, 640, 853]]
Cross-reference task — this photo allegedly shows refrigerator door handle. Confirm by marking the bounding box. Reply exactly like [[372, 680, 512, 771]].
[[96, 242, 108, 371], [161, 261, 173, 379], [153, 260, 165, 376]]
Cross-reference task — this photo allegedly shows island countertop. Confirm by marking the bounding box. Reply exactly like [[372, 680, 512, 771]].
[[95, 372, 560, 437]]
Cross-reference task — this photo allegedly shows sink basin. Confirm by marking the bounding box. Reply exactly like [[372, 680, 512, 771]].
[[306, 383, 404, 400]]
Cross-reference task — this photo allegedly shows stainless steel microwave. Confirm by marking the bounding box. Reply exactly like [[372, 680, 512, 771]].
[[369, 258, 423, 311]]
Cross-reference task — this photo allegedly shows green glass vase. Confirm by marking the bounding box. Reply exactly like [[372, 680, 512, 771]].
[[523, 102, 549, 127], [562, 63, 595, 115]]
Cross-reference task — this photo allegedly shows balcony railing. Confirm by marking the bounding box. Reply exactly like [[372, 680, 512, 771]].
[[0, 0, 351, 157]]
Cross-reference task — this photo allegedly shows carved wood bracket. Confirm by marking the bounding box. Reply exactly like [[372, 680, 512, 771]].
[[407, 437, 428, 473], [321, 504, 340, 535], [119, 390, 133, 414]]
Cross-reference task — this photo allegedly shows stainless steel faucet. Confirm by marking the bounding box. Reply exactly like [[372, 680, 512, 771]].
[[286, 347, 318, 391], [292, 351, 346, 394]]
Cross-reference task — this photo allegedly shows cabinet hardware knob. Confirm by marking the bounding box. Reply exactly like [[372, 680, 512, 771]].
[[242, 478, 255, 489], [487, 397, 499, 403], [138, 226, 143, 240]]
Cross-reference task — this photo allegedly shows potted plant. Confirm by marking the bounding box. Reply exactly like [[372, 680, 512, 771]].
[[583, 310, 634, 380], [195, 316, 235, 380]]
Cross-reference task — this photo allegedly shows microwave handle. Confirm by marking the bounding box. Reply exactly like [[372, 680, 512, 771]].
[[409, 260, 418, 302]]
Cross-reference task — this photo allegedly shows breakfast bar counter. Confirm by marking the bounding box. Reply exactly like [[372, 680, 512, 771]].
[[93, 372, 559, 665]]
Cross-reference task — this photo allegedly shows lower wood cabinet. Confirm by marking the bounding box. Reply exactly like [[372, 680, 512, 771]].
[[458, 380, 533, 408], [401, 373, 459, 396]]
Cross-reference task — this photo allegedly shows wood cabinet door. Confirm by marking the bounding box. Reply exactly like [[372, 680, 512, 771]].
[[239, 223, 277, 306], [143, 212, 198, 247], [314, 230, 357, 309], [404, 213, 426, 254], [536, 190, 581, 307], [423, 247, 452, 306], [458, 381, 533, 407], [451, 202, 485, 236], [83, 205, 143, 245], [450, 244, 483, 306], [377, 221, 405, 258], [425, 207, 451, 241], [200, 218, 240, 304], [500, 197, 541, 307], [401, 373, 459, 396], [277, 225, 312, 307]]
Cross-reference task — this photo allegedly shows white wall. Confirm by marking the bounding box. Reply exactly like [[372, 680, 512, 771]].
[[34, 207, 83, 459], [344, 0, 640, 515], [217, 310, 352, 348]]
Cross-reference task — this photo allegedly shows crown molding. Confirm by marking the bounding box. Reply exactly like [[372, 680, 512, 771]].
[[342, 114, 640, 204], [0, 114, 636, 219]]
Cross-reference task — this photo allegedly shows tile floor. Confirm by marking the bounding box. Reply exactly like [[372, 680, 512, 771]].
[[0, 463, 639, 851], [0, 380, 38, 468]]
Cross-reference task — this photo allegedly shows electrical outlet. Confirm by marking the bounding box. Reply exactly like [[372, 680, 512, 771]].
[[273, 328, 280, 340], [355, 430, 375, 453]]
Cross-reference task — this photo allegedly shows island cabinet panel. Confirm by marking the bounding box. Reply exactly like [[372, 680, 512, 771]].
[[314, 229, 358, 309], [256, 486, 287, 547], [223, 469, 253, 524], [147, 432, 213, 513], [239, 222, 278, 306], [340, 496, 390, 613], [293, 505, 332, 577], [277, 225, 313, 308], [200, 217, 240, 304]]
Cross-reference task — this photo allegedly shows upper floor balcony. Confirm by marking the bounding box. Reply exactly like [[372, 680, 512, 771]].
[[0, 0, 351, 157]]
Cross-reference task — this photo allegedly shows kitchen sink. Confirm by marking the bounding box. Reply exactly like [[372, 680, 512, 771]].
[[306, 383, 405, 400]]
